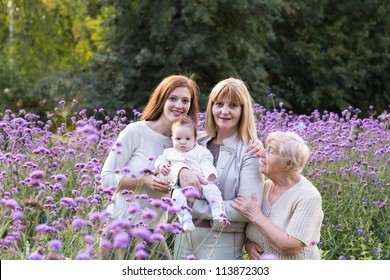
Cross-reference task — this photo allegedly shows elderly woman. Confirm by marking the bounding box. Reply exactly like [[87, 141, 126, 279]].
[[231, 131, 324, 260]]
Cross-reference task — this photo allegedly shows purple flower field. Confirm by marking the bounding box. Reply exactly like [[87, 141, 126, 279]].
[[0, 101, 388, 260]]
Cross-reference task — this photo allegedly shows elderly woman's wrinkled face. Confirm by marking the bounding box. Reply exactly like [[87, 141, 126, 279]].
[[259, 142, 285, 177]]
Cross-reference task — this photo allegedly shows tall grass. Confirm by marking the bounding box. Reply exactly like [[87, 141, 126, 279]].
[[0, 101, 388, 260]]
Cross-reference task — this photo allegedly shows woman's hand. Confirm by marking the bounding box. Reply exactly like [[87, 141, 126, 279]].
[[246, 139, 264, 158], [178, 168, 207, 193], [245, 240, 264, 260], [231, 193, 262, 221], [140, 174, 171, 194]]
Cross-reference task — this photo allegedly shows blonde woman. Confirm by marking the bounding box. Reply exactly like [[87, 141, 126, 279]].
[[174, 77, 264, 260]]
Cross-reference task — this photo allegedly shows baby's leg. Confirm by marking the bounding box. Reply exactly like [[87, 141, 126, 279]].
[[172, 188, 195, 232], [202, 183, 228, 227]]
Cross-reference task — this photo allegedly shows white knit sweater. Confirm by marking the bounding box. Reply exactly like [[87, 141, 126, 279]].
[[246, 176, 324, 260]]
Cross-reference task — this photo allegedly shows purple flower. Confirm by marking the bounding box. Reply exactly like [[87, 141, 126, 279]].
[[139, 168, 153, 175], [169, 206, 181, 215], [141, 208, 157, 220], [122, 167, 131, 173], [379, 202, 387, 209], [158, 223, 173, 232], [108, 220, 132, 233], [186, 254, 197, 260], [76, 252, 92, 260], [339, 255, 347, 260], [28, 251, 44, 260], [53, 174, 67, 182], [60, 197, 77, 207], [127, 203, 139, 214], [76, 125, 98, 135], [36, 224, 58, 234], [84, 235, 95, 245], [48, 239, 62, 251], [161, 197, 173, 206], [87, 134, 99, 143], [4, 199, 19, 210], [121, 189, 133, 195], [130, 227, 151, 241], [135, 249, 149, 260], [181, 186, 201, 198], [259, 253, 278, 260], [136, 241, 146, 250], [11, 210, 24, 220], [100, 239, 112, 250], [72, 218, 86, 230], [149, 198, 164, 208], [29, 170, 46, 179], [4, 236, 14, 245], [10, 232, 20, 240], [150, 232, 165, 242], [309, 240, 318, 246], [113, 232, 130, 249], [89, 211, 102, 221]]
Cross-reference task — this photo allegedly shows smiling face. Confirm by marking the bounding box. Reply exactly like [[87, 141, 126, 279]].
[[161, 87, 191, 123], [172, 124, 196, 153], [212, 95, 242, 135]]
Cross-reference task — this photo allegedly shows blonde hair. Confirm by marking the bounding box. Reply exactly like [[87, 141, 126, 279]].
[[266, 131, 310, 173], [171, 115, 197, 139], [205, 78, 257, 144], [140, 74, 199, 123]]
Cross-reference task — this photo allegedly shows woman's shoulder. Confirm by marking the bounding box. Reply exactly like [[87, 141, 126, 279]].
[[116, 121, 148, 143], [296, 176, 322, 198], [121, 121, 148, 133]]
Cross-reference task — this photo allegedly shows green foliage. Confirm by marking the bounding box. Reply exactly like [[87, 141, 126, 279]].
[[0, 0, 108, 114], [267, 0, 390, 114], [1, 0, 390, 116], [78, 0, 282, 114]]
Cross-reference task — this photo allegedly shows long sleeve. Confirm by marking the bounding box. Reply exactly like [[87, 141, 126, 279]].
[[100, 124, 138, 188], [155, 150, 170, 170]]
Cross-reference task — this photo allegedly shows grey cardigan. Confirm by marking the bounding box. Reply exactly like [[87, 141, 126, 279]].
[[191, 132, 264, 233]]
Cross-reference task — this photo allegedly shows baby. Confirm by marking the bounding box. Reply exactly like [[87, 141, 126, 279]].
[[155, 115, 227, 231]]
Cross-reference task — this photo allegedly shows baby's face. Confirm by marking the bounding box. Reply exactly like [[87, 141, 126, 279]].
[[172, 125, 196, 152]]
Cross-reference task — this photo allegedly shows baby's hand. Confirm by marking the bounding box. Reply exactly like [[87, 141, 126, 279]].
[[207, 173, 217, 183], [160, 164, 171, 176]]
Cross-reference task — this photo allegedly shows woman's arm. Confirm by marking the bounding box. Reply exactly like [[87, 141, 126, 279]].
[[231, 193, 304, 256], [101, 125, 170, 194], [223, 154, 264, 222]]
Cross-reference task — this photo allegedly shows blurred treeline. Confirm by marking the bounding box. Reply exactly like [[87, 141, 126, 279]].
[[1, 0, 389, 117]]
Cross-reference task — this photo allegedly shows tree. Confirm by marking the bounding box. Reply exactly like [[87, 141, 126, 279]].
[[266, 0, 390, 115], [0, 0, 108, 113], [83, 0, 282, 115]]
